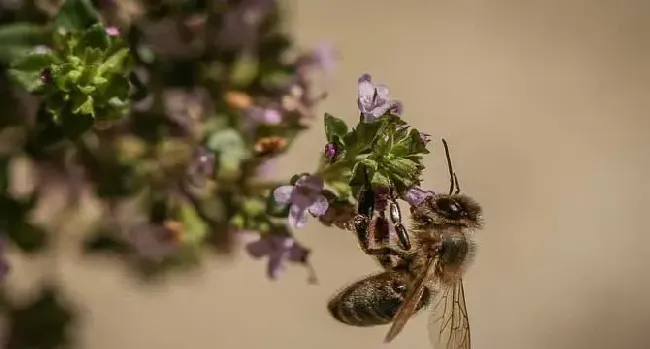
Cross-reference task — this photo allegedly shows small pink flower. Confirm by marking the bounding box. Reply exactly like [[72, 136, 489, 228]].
[[246, 235, 309, 279], [273, 174, 329, 229], [357, 74, 402, 123], [105, 26, 120, 36]]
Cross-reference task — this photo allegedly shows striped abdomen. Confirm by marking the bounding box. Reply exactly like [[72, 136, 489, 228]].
[[327, 271, 431, 326]]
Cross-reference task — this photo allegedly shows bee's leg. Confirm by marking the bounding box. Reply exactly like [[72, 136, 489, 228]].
[[354, 214, 408, 259], [354, 170, 407, 258], [388, 190, 411, 251]]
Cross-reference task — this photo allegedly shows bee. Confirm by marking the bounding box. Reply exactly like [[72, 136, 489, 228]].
[[327, 139, 484, 348], [254, 136, 287, 157]]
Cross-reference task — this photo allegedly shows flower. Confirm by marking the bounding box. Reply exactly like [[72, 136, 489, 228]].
[[357, 73, 402, 123], [245, 234, 309, 279], [187, 146, 216, 187], [273, 174, 329, 228], [105, 26, 120, 36], [420, 132, 432, 146], [218, 0, 277, 51], [310, 42, 337, 78], [324, 142, 338, 161], [403, 186, 435, 206], [246, 106, 283, 125]]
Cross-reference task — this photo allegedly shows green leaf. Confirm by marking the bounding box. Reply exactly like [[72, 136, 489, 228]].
[[230, 53, 259, 88], [7, 222, 48, 253], [324, 113, 349, 143], [0, 23, 51, 64], [407, 128, 430, 155], [54, 0, 100, 31], [206, 128, 250, 160], [10, 52, 55, 72], [371, 169, 391, 189], [97, 47, 130, 76], [328, 180, 353, 199], [179, 201, 208, 245], [349, 158, 378, 195], [79, 23, 110, 51], [353, 121, 382, 153], [7, 69, 44, 92]]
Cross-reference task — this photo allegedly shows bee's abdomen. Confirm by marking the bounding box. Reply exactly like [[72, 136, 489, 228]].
[[327, 272, 431, 327]]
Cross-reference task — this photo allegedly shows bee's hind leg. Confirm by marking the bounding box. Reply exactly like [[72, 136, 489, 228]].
[[354, 174, 408, 259]]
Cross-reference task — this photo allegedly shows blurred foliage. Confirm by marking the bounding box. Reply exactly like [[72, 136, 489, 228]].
[[0, 0, 436, 346]]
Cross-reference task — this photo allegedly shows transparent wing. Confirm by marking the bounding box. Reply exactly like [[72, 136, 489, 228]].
[[428, 279, 471, 349], [384, 256, 438, 343]]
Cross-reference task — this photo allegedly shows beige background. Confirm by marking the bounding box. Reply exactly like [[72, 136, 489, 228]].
[[5, 0, 650, 348]]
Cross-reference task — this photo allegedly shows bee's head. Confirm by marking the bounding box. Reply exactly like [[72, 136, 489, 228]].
[[410, 193, 483, 229]]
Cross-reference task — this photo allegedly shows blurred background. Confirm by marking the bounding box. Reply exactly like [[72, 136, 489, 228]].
[[4, 0, 650, 348]]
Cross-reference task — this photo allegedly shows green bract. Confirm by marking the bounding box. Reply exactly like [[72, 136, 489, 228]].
[[321, 113, 429, 197], [8, 23, 133, 139]]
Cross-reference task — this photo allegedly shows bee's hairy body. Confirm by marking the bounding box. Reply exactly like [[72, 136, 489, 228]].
[[327, 193, 482, 327]]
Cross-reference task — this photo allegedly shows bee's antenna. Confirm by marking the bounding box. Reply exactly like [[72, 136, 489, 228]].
[[442, 138, 461, 195]]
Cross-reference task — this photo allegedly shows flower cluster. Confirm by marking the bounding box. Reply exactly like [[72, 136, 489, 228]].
[[0, 0, 337, 346], [259, 73, 441, 277], [0, 0, 447, 346]]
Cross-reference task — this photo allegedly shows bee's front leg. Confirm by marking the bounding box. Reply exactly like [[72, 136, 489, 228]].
[[354, 180, 408, 259]]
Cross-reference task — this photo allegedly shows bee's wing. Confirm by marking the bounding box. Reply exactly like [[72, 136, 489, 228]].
[[428, 279, 471, 349], [383, 256, 438, 343]]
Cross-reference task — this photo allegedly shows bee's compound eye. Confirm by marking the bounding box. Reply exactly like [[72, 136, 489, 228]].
[[436, 198, 466, 220], [391, 280, 407, 295]]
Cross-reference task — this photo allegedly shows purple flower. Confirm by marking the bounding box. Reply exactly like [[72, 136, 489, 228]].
[[246, 234, 309, 279], [403, 187, 436, 206], [357, 73, 402, 123], [188, 146, 215, 187], [246, 106, 283, 125], [311, 42, 337, 78], [218, 0, 276, 51], [273, 174, 329, 228], [324, 142, 338, 161], [420, 132, 432, 146], [105, 26, 120, 36]]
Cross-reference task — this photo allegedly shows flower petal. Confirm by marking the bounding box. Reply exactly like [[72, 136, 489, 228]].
[[357, 77, 376, 111], [374, 84, 391, 103], [288, 204, 309, 228], [369, 101, 392, 118], [296, 174, 324, 192], [245, 238, 274, 258], [262, 108, 282, 124], [389, 100, 403, 116], [288, 243, 309, 262], [404, 187, 435, 206], [267, 252, 287, 279], [307, 194, 329, 217], [273, 185, 294, 205]]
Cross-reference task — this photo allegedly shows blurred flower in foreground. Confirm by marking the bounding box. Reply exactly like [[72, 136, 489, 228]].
[[187, 146, 216, 187], [126, 221, 183, 263], [357, 73, 403, 122], [403, 186, 435, 206], [245, 234, 309, 279], [273, 174, 328, 228]]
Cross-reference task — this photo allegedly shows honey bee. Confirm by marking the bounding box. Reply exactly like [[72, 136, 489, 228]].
[[327, 139, 484, 348], [254, 136, 287, 157]]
